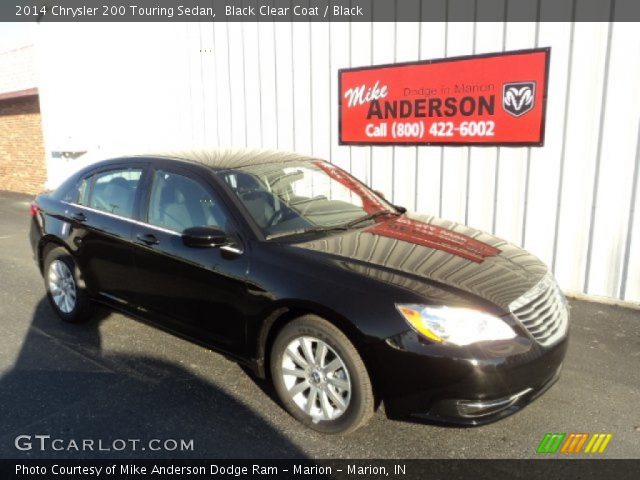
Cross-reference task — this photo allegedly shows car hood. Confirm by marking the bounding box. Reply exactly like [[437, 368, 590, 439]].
[[289, 213, 548, 312]]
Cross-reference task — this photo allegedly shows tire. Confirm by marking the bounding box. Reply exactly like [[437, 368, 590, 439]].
[[43, 247, 92, 323], [270, 315, 374, 434]]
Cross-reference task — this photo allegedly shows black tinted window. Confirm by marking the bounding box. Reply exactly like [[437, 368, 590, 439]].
[[148, 170, 229, 233], [89, 169, 142, 219]]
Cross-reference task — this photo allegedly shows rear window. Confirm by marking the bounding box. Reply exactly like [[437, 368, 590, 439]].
[[88, 169, 143, 219]]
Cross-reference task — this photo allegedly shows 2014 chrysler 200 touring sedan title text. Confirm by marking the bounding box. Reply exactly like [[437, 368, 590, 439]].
[[29, 149, 569, 434]]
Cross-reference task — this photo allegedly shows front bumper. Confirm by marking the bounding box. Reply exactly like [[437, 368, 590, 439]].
[[417, 366, 561, 425], [373, 329, 569, 426]]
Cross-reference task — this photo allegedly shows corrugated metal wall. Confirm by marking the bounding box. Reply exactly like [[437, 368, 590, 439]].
[[36, 18, 640, 303]]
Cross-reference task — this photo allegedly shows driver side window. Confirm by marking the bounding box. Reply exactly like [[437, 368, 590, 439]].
[[147, 170, 228, 233]]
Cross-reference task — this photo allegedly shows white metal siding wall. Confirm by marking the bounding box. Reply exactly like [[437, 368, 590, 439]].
[[36, 19, 640, 302]]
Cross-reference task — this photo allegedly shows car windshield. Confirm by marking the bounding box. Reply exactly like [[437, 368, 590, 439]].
[[219, 160, 396, 238]]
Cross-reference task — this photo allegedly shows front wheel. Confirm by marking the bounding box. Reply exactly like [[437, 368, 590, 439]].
[[270, 315, 374, 434]]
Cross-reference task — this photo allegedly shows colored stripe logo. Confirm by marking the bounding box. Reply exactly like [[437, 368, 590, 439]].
[[537, 433, 612, 454]]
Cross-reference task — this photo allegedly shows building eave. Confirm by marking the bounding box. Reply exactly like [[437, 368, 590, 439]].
[[0, 87, 38, 101]]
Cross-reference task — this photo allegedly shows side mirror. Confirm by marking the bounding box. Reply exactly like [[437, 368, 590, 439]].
[[182, 226, 227, 248]]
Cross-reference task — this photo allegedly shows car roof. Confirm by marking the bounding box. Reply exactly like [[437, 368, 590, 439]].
[[129, 148, 317, 171]]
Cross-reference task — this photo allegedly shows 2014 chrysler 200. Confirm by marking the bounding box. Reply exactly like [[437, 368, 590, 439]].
[[29, 149, 569, 434]]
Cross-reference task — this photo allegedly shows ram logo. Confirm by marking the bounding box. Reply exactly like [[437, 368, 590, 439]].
[[503, 82, 536, 117]]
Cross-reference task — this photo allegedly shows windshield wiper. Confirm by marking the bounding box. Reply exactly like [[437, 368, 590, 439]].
[[266, 210, 400, 240], [266, 224, 349, 240], [344, 209, 400, 229]]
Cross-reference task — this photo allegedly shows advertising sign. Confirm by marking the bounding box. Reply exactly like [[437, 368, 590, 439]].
[[339, 48, 550, 146]]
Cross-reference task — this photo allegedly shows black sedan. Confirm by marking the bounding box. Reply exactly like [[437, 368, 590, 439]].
[[29, 149, 569, 434]]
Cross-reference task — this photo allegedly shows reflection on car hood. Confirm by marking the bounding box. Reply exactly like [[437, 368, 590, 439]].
[[291, 213, 548, 311]]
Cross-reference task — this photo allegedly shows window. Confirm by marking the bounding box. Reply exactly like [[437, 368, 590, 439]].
[[277, 165, 365, 207], [89, 169, 142, 219], [61, 177, 89, 205], [148, 170, 229, 233], [221, 160, 390, 236]]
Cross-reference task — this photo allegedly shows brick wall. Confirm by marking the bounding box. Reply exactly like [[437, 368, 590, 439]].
[[0, 95, 46, 194]]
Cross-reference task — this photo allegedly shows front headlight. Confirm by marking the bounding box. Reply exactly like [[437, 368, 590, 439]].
[[395, 304, 516, 346]]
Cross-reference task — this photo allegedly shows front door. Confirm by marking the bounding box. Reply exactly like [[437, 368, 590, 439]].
[[130, 167, 249, 355]]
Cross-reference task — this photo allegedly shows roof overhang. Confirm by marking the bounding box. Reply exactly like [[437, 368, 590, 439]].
[[0, 87, 38, 101]]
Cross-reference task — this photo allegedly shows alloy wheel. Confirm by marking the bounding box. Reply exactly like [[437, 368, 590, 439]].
[[281, 336, 352, 423], [48, 259, 76, 314]]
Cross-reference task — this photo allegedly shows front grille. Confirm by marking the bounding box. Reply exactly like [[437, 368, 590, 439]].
[[509, 273, 569, 347]]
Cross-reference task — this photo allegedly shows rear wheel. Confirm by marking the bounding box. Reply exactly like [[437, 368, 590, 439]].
[[43, 247, 92, 323], [270, 315, 374, 434]]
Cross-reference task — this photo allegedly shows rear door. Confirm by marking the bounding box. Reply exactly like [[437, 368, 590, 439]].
[[64, 163, 146, 304], [129, 165, 250, 354]]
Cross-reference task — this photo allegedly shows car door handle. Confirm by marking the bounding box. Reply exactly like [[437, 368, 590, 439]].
[[136, 233, 159, 245], [71, 212, 86, 222]]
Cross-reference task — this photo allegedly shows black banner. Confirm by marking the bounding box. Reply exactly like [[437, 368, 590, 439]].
[[3, 0, 640, 22], [2, 459, 640, 480]]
